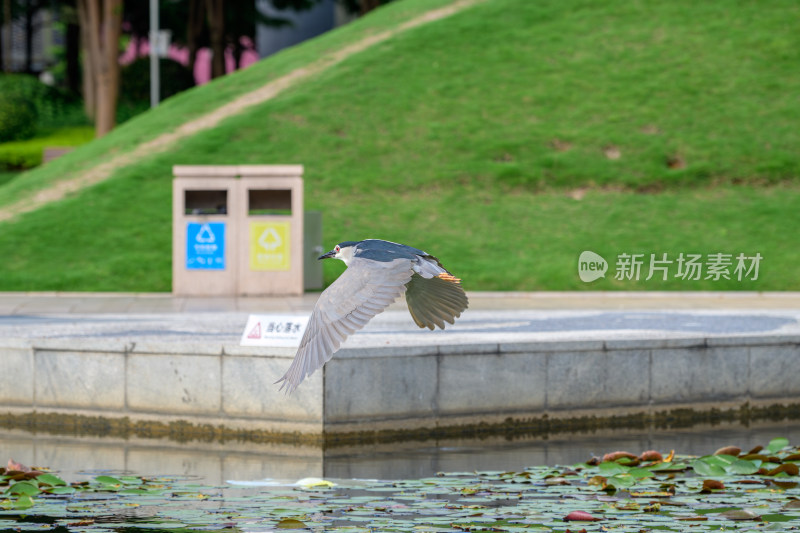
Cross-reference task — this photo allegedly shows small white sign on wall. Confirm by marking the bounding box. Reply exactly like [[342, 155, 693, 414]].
[[240, 314, 310, 347]]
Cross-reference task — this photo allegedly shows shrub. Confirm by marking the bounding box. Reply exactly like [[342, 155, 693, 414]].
[[116, 57, 196, 123], [0, 74, 78, 126], [121, 57, 195, 107], [0, 126, 94, 170], [0, 94, 38, 143]]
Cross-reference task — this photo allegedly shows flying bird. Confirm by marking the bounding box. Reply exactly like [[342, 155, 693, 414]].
[[276, 239, 468, 393]]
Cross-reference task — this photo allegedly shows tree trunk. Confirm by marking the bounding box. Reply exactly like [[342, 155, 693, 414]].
[[94, 65, 116, 136], [187, 0, 204, 77], [2, 0, 11, 72], [98, 0, 122, 136], [359, 0, 381, 15], [205, 0, 224, 79], [231, 38, 242, 71], [78, 0, 122, 137], [66, 18, 80, 94], [24, 0, 34, 74], [0, 7, 4, 73], [77, 2, 95, 119]]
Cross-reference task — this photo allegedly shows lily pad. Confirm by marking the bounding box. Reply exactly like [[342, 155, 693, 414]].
[[276, 517, 310, 529], [767, 437, 790, 454], [717, 509, 761, 520], [36, 473, 66, 487], [692, 459, 726, 477], [766, 463, 799, 476], [94, 475, 123, 486], [728, 459, 759, 475], [12, 493, 34, 509]]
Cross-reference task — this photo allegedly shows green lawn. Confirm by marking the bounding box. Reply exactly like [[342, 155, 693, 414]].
[[0, 171, 20, 187], [3, 183, 797, 291], [1, 0, 799, 291]]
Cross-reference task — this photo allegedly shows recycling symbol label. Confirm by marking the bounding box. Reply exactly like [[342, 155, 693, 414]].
[[250, 221, 290, 271], [186, 222, 225, 270], [195, 224, 216, 243], [257, 227, 282, 251]]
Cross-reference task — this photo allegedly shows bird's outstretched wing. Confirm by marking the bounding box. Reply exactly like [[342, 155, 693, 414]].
[[405, 272, 468, 330], [276, 258, 414, 393]]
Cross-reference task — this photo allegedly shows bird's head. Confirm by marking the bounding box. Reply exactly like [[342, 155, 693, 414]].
[[318, 241, 359, 265]]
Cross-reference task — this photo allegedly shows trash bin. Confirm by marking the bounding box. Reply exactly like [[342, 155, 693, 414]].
[[237, 166, 304, 296], [172, 168, 239, 296], [172, 165, 305, 296]]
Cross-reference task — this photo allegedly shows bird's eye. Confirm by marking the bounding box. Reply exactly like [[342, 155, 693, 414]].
[[334, 245, 340, 252]]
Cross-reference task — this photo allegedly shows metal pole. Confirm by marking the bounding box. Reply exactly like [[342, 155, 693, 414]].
[[149, 0, 159, 107]]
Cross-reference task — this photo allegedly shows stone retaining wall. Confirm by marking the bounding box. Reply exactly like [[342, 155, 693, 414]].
[[3, 334, 798, 442]]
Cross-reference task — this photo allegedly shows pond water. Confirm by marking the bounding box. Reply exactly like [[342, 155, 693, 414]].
[[4, 421, 800, 532], [3, 420, 800, 483]]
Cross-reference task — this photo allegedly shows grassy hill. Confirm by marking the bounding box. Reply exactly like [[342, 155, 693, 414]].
[[1, 0, 799, 292]]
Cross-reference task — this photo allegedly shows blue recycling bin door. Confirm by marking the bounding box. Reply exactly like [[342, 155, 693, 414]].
[[186, 222, 226, 270], [172, 172, 238, 296]]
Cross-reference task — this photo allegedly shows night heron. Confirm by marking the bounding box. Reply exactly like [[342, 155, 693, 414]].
[[276, 239, 469, 393]]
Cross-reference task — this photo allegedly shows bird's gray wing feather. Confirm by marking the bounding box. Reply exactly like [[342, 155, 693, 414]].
[[276, 257, 414, 393], [405, 272, 469, 330]]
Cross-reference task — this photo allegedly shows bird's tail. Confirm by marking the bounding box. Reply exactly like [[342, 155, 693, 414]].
[[414, 256, 450, 279]]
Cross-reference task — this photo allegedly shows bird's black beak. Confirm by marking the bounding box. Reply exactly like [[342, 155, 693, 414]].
[[318, 249, 336, 260]]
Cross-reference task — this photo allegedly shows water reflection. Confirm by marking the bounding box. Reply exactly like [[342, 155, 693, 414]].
[[4, 421, 800, 483]]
